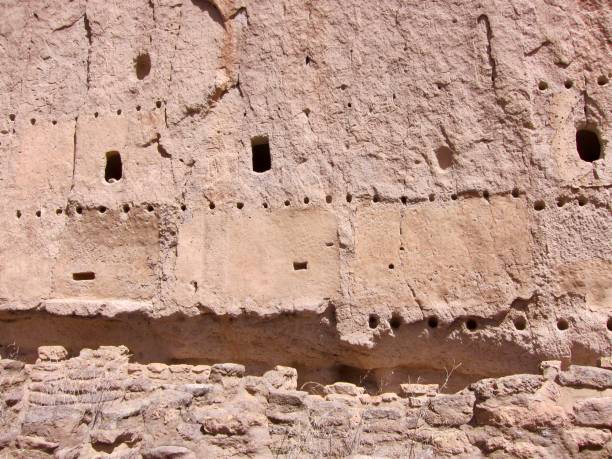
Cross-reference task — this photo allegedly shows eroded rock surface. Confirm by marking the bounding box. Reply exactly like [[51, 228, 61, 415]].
[[0, 0, 610, 455]]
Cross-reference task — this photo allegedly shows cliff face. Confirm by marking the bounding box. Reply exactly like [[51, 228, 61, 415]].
[[0, 0, 610, 456]]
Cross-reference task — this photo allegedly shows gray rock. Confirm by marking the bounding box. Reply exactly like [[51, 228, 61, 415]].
[[142, 446, 196, 459], [558, 366, 612, 390], [209, 363, 245, 382], [424, 393, 475, 426], [573, 397, 612, 428]]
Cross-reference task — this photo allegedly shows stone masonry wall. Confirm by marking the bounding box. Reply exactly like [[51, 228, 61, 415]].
[[0, 346, 611, 458]]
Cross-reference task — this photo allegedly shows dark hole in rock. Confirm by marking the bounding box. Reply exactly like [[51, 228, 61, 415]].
[[557, 318, 569, 331], [576, 129, 601, 162], [135, 53, 151, 80], [293, 261, 308, 271], [435, 146, 454, 170], [368, 314, 380, 329], [73, 272, 95, 281], [252, 136, 271, 173], [466, 318, 477, 331], [513, 316, 527, 330], [105, 151, 122, 183], [389, 314, 402, 330], [428, 316, 439, 328]]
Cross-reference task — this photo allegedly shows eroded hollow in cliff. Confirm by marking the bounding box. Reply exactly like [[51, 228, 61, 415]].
[[252, 136, 271, 173], [104, 151, 123, 183], [576, 129, 601, 162], [135, 52, 151, 80], [435, 146, 454, 170], [0, 307, 605, 394]]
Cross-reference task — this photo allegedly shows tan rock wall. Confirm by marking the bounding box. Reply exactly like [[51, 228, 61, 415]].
[[0, 0, 610, 398]]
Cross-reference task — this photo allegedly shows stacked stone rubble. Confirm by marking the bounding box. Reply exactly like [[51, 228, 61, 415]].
[[0, 346, 610, 458]]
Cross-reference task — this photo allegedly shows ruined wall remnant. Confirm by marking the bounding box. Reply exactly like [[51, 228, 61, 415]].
[[1, 346, 612, 457], [0, 0, 610, 457]]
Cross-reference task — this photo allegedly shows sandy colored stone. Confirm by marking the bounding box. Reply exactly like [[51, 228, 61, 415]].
[[37, 346, 68, 362], [0, 0, 610, 456]]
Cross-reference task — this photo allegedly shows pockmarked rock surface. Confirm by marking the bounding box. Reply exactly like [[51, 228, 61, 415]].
[[0, 0, 610, 456]]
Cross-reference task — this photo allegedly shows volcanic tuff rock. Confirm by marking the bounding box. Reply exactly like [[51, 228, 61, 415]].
[[0, 0, 610, 456]]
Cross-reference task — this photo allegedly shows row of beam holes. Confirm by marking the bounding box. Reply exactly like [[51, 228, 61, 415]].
[[15, 204, 156, 219], [204, 189, 591, 212], [14, 191, 592, 220], [94, 100, 163, 118], [370, 314, 612, 332], [8, 101, 164, 127], [539, 74, 609, 91]]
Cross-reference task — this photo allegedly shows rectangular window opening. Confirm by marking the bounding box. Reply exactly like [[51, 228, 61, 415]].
[[72, 272, 95, 281], [252, 136, 271, 173], [293, 261, 308, 271]]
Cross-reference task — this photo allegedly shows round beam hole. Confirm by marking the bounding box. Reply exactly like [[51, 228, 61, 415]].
[[466, 318, 477, 331]]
